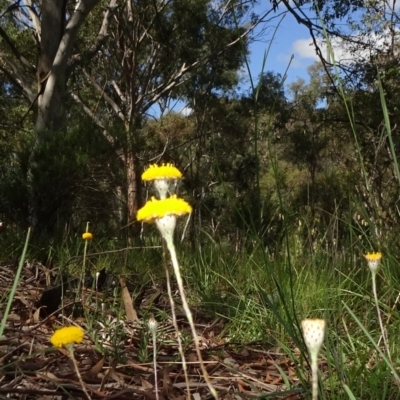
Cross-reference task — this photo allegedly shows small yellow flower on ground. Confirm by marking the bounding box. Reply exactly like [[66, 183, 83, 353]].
[[50, 326, 84, 348], [82, 232, 93, 240], [142, 163, 182, 181], [137, 195, 192, 223], [365, 252, 382, 273]]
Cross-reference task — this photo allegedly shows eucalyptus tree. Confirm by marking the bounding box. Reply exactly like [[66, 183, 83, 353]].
[[0, 0, 263, 234], [0, 0, 113, 133], [72, 0, 263, 233], [0, 0, 118, 232]]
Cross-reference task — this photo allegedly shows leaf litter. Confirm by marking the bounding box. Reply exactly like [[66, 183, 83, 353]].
[[0, 261, 308, 399]]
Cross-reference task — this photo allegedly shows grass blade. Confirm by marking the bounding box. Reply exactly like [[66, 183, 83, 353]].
[[0, 228, 31, 337]]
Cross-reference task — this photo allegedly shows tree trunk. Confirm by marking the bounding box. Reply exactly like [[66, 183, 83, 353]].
[[30, 0, 102, 233], [35, 0, 101, 134], [35, 0, 67, 133], [125, 150, 140, 236]]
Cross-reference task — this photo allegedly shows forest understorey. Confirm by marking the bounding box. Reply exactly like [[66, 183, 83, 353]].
[[0, 262, 311, 400]]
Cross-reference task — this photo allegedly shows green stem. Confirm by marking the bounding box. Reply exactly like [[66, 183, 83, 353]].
[[371, 271, 391, 362], [150, 323, 159, 400], [77, 222, 90, 304], [66, 344, 92, 400], [164, 263, 191, 399], [0, 228, 30, 337], [310, 354, 319, 400]]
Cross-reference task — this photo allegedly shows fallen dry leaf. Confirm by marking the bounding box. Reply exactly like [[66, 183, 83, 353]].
[[84, 356, 104, 378], [0, 261, 310, 399], [119, 277, 139, 322]]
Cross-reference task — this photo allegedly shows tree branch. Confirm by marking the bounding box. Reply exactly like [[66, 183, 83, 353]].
[[111, 80, 127, 104], [0, 26, 36, 73], [70, 91, 125, 162], [138, 21, 256, 113], [24, 0, 42, 40], [83, 69, 126, 122], [67, 0, 118, 74], [0, 52, 35, 102]]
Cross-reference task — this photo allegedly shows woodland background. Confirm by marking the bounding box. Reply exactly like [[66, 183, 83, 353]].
[[1, 0, 399, 255], [2, 1, 400, 398]]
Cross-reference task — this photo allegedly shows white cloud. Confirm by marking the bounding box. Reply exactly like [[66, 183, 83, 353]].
[[292, 38, 319, 60], [282, 29, 399, 68], [276, 38, 321, 69], [290, 37, 352, 65], [179, 106, 193, 116]]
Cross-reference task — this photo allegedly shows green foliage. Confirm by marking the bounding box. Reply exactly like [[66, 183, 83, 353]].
[[0, 117, 122, 236], [3, 2, 400, 396], [0, 229, 30, 338]]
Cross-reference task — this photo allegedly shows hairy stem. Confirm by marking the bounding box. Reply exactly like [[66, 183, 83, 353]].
[[165, 235, 218, 399]]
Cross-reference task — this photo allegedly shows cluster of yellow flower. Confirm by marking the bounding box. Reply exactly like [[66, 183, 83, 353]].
[[82, 232, 93, 240], [141, 163, 182, 181], [136, 163, 217, 396], [365, 251, 382, 273], [51, 326, 84, 348], [137, 164, 191, 234]]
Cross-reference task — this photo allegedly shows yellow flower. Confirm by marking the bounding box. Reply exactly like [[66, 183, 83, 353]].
[[365, 252, 382, 273], [142, 163, 182, 181], [50, 326, 84, 348], [82, 232, 93, 240], [137, 195, 192, 223], [365, 252, 382, 262]]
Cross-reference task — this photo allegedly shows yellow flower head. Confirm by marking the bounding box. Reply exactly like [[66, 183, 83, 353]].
[[365, 252, 382, 262], [50, 326, 84, 348], [142, 163, 182, 181], [365, 252, 382, 273], [137, 195, 192, 223], [82, 232, 93, 240]]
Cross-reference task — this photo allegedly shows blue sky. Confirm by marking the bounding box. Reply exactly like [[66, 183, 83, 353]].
[[172, 4, 318, 115], [166, 1, 399, 115], [247, 0, 400, 90], [168, 2, 332, 115], [246, 3, 318, 89]]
